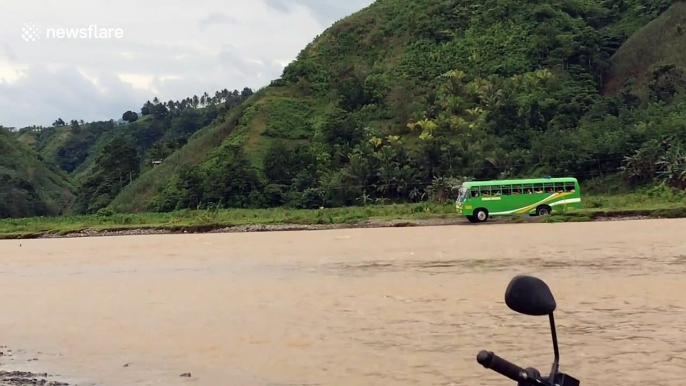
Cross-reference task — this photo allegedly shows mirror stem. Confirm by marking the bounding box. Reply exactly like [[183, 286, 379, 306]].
[[549, 313, 559, 378]]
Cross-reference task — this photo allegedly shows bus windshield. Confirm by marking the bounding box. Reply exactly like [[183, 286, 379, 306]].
[[457, 186, 468, 203]]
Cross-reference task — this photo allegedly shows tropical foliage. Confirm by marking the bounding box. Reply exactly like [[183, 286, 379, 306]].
[[4, 0, 686, 218]]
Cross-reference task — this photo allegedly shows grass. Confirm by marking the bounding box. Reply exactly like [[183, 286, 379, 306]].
[[543, 206, 686, 223], [581, 191, 686, 209], [2, 190, 686, 239], [540, 188, 686, 223], [0, 202, 458, 239], [261, 97, 316, 140]]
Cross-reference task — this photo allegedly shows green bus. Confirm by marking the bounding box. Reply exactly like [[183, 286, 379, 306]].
[[455, 177, 581, 223]]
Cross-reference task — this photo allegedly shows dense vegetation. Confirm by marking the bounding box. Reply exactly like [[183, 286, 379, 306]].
[[4, 0, 686, 219], [125, 0, 685, 212], [10, 88, 255, 215], [0, 128, 74, 218]]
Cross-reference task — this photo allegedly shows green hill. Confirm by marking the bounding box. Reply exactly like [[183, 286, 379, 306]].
[[6, 0, 681, 217], [107, 0, 681, 213], [0, 128, 75, 219], [23, 120, 121, 179], [22, 109, 208, 183], [69, 92, 253, 214], [107, 92, 263, 212], [6, 90, 253, 216], [602, 1, 686, 101]]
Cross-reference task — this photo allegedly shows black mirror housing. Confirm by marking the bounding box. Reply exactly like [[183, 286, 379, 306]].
[[504, 275, 556, 316]]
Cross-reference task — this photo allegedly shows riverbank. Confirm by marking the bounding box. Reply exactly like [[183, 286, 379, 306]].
[[0, 370, 68, 386], [1, 199, 685, 240], [1, 203, 454, 239], [0, 346, 70, 386]]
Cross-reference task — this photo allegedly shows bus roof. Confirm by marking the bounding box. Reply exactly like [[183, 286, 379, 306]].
[[462, 177, 578, 187]]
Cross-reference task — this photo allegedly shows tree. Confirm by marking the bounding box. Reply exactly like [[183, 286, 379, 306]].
[[141, 101, 153, 116], [202, 144, 265, 208], [241, 87, 254, 98], [70, 119, 81, 134], [152, 103, 169, 119], [122, 110, 139, 123]]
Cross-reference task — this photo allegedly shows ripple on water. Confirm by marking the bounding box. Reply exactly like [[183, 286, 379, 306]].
[[306, 253, 686, 277]]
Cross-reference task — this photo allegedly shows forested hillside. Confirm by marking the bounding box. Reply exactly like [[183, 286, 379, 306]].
[[4, 0, 686, 219], [108, 0, 684, 213], [0, 128, 75, 219], [603, 1, 686, 99], [11, 88, 254, 215]]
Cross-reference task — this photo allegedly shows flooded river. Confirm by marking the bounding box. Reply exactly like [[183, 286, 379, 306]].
[[1, 219, 686, 385]]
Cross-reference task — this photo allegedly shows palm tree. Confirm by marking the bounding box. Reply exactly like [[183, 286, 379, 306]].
[[449, 116, 469, 131], [442, 69, 467, 96], [143, 100, 153, 113], [656, 147, 686, 189], [441, 95, 463, 115], [535, 69, 553, 85], [368, 137, 383, 149], [465, 107, 484, 121], [408, 118, 438, 140]]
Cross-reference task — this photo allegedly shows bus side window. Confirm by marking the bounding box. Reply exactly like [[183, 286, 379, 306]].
[[492, 186, 501, 195], [471, 188, 479, 197], [502, 186, 511, 195], [533, 183, 543, 193], [481, 187, 491, 195], [555, 183, 564, 193], [565, 183, 575, 192]]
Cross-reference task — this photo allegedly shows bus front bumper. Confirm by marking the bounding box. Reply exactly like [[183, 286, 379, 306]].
[[456, 204, 471, 215]]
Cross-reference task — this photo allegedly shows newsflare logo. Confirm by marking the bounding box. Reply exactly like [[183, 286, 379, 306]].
[[21, 22, 124, 42], [21, 22, 41, 42]]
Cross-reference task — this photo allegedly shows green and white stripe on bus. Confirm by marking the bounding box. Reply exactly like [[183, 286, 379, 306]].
[[455, 177, 581, 223], [489, 192, 581, 215]]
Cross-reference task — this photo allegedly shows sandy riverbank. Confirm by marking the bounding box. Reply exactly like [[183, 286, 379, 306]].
[[0, 211, 664, 240], [0, 347, 70, 386]]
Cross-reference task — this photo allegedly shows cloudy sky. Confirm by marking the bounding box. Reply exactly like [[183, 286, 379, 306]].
[[0, 0, 374, 128]]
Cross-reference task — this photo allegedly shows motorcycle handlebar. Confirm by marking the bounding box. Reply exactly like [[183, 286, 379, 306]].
[[476, 350, 537, 383]]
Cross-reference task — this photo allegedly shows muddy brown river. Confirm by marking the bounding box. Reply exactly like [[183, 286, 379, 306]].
[[1, 219, 686, 385]]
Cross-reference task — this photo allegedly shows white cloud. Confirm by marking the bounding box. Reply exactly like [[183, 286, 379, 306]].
[[198, 13, 238, 29], [264, 0, 374, 25], [0, 0, 374, 128]]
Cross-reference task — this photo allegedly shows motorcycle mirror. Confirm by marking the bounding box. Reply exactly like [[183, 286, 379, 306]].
[[504, 275, 556, 316], [503, 275, 562, 381]]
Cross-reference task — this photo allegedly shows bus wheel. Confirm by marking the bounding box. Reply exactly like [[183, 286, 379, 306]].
[[473, 208, 488, 223], [466, 215, 477, 223], [536, 205, 552, 216]]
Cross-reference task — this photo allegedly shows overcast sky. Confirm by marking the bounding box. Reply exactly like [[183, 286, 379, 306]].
[[0, 0, 374, 128]]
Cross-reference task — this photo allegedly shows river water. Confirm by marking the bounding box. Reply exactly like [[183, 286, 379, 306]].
[[1, 219, 685, 385]]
